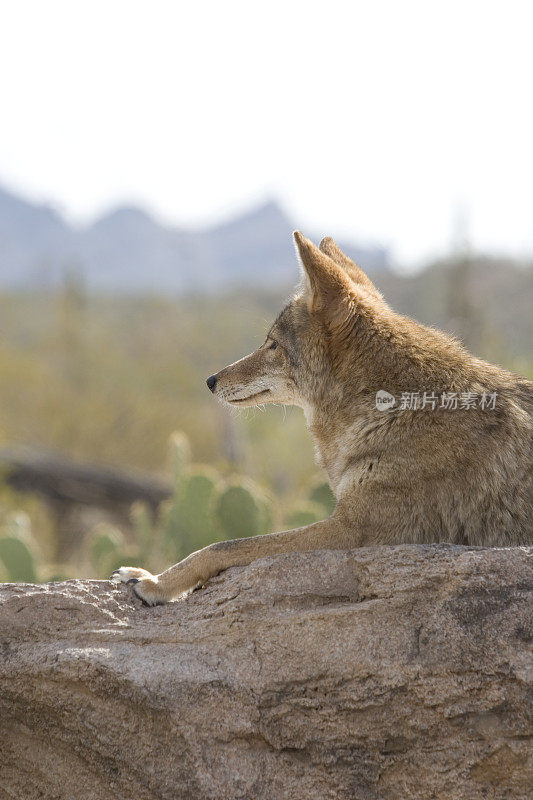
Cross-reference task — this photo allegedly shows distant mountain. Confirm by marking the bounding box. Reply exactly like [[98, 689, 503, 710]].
[[0, 186, 391, 293]]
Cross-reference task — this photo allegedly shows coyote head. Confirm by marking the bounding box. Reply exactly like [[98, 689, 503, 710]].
[[205, 232, 389, 414]]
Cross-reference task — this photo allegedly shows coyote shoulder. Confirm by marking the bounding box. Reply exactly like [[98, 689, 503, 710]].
[[113, 232, 533, 605]]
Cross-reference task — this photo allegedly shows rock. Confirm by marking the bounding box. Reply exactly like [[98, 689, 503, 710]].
[[0, 544, 532, 800]]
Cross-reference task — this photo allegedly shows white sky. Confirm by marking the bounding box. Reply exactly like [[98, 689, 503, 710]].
[[1, 0, 532, 266]]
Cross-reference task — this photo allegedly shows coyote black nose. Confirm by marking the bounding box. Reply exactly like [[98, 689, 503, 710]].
[[206, 374, 217, 392]]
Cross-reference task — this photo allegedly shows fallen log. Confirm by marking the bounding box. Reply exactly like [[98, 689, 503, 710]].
[[0, 447, 171, 512]]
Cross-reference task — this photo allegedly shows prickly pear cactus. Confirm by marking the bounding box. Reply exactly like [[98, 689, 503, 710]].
[[164, 467, 220, 560], [309, 481, 337, 515], [0, 512, 38, 582], [284, 501, 324, 529], [88, 525, 128, 577], [216, 480, 266, 540]]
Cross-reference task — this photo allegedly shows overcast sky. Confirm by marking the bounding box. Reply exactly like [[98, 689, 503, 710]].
[[1, 1, 532, 266]]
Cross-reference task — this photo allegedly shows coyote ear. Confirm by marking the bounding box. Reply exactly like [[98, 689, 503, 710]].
[[293, 231, 354, 315], [319, 236, 378, 293]]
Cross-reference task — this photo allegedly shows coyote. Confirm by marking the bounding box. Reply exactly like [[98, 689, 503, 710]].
[[112, 232, 533, 605]]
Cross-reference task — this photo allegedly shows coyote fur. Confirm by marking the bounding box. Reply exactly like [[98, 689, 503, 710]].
[[112, 232, 533, 605]]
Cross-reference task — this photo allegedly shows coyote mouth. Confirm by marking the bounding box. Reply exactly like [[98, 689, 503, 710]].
[[228, 389, 271, 404]]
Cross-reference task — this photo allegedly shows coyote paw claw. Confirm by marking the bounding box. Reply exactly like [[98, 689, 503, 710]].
[[109, 567, 166, 606]]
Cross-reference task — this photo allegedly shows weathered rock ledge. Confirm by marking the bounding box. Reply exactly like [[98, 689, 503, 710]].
[[1, 545, 532, 800]]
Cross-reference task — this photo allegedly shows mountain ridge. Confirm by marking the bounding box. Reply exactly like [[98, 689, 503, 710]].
[[0, 185, 390, 293]]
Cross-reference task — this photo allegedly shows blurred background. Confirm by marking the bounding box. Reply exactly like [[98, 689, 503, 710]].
[[0, 1, 532, 583]]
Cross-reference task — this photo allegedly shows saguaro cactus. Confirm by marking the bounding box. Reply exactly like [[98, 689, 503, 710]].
[[168, 431, 191, 490], [131, 501, 156, 564]]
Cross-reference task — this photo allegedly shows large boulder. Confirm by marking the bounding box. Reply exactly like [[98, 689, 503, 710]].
[[0, 545, 531, 800]]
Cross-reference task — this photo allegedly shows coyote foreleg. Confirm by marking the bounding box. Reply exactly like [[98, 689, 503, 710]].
[[111, 507, 355, 606]]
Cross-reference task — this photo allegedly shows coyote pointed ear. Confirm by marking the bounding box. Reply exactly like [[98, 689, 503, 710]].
[[293, 231, 354, 315], [319, 236, 378, 293]]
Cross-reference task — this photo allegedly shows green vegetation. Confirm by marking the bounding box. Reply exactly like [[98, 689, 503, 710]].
[[0, 287, 326, 581], [0, 430, 335, 581], [0, 288, 316, 487]]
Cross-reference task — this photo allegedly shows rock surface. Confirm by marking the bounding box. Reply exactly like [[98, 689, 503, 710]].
[[0, 545, 532, 800]]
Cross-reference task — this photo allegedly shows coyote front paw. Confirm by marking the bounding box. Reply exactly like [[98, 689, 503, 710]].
[[110, 567, 167, 606]]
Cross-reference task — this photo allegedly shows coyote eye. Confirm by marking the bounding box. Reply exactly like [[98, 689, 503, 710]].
[[269, 340, 278, 350]]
